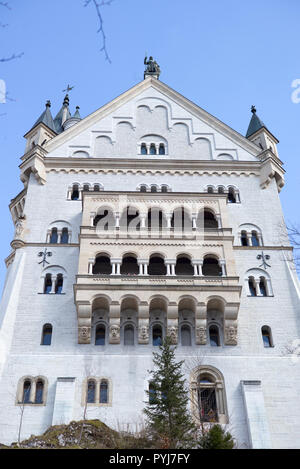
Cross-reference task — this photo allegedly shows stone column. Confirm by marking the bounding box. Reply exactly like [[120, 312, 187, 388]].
[[138, 302, 149, 344], [219, 260, 226, 277], [216, 214, 222, 229], [109, 302, 121, 344], [50, 275, 57, 294], [88, 258, 95, 274], [90, 212, 96, 227]]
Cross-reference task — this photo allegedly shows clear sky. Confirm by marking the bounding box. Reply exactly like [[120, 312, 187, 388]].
[[0, 0, 300, 291]]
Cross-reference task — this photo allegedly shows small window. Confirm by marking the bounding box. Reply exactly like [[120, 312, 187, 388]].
[[207, 187, 214, 194], [61, 228, 69, 244], [95, 326, 106, 345], [100, 380, 108, 403], [140, 185, 147, 193], [151, 186, 157, 193], [161, 185, 168, 193], [87, 380, 96, 403], [248, 277, 257, 296], [159, 144, 165, 155], [241, 231, 249, 246], [94, 184, 101, 192], [251, 231, 260, 246], [153, 326, 163, 346], [71, 185, 80, 201], [22, 381, 31, 404], [150, 144, 156, 155], [209, 326, 220, 346], [228, 188, 236, 203], [141, 143, 147, 155], [41, 324, 52, 346], [55, 274, 63, 294], [49, 228, 58, 244], [262, 326, 273, 347], [218, 187, 224, 194], [35, 381, 44, 404], [44, 274, 52, 294], [83, 184, 90, 192], [259, 277, 267, 296]]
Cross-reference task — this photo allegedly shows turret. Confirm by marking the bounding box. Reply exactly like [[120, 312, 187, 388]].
[[246, 105, 279, 158], [23, 100, 57, 154]]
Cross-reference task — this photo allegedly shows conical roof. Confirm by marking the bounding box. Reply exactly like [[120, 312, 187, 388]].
[[246, 105, 267, 138], [31, 100, 56, 133]]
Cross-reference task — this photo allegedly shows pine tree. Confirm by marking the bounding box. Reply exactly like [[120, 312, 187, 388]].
[[198, 424, 235, 449], [144, 336, 196, 449]]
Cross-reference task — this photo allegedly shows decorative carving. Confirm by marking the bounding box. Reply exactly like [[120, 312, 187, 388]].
[[78, 326, 91, 344], [14, 218, 25, 239], [196, 326, 207, 345], [224, 325, 237, 345], [38, 248, 52, 267], [109, 324, 120, 344], [167, 326, 178, 344], [138, 325, 149, 343]]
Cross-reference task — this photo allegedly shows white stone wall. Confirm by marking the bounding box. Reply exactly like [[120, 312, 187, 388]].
[[0, 82, 299, 448]]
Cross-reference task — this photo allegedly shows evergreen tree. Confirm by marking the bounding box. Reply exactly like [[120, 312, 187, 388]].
[[198, 424, 235, 449], [144, 336, 196, 449]]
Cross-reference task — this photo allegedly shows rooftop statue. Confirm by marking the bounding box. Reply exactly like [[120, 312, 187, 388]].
[[144, 55, 161, 79]]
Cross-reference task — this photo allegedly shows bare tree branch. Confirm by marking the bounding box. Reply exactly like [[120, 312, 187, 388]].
[[0, 2, 11, 10], [84, 0, 114, 63], [0, 52, 24, 63]]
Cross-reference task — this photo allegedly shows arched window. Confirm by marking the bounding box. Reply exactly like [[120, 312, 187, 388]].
[[175, 256, 194, 276], [159, 144, 165, 155], [151, 185, 157, 193], [95, 325, 106, 345], [49, 228, 58, 244], [22, 380, 31, 404], [87, 380, 96, 403], [148, 256, 166, 276], [124, 324, 134, 345], [93, 256, 112, 275], [227, 187, 236, 203], [262, 326, 273, 347], [120, 207, 140, 231], [83, 184, 90, 192], [41, 324, 52, 346], [141, 143, 147, 155], [161, 185, 168, 193], [198, 376, 218, 423], [149, 382, 157, 404], [100, 380, 108, 403], [241, 231, 249, 246], [181, 325, 192, 346], [218, 187, 224, 194], [71, 184, 80, 200], [61, 228, 69, 244], [120, 256, 139, 275], [44, 274, 52, 294], [153, 325, 163, 346], [35, 381, 44, 404], [94, 184, 101, 192], [259, 277, 267, 296], [207, 186, 214, 194], [251, 231, 260, 246], [248, 277, 257, 296], [202, 257, 222, 276], [140, 185, 147, 192], [209, 326, 220, 346], [55, 274, 63, 294], [203, 210, 218, 230], [150, 144, 156, 155]]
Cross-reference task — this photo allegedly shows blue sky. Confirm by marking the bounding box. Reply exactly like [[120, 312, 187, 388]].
[[0, 0, 300, 291]]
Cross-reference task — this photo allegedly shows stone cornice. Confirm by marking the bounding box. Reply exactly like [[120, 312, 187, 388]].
[[233, 245, 293, 251]]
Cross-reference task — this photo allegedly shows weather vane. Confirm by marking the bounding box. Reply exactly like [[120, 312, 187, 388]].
[[63, 84, 74, 93]]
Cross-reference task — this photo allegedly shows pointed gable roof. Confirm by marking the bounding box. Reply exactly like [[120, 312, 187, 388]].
[[31, 100, 56, 133]]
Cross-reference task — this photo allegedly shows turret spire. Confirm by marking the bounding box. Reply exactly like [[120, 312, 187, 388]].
[[30, 100, 56, 133]]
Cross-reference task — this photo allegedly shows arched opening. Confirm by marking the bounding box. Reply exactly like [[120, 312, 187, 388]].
[[204, 210, 218, 229], [50, 228, 58, 244], [171, 207, 192, 232], [209, 325, 220, 346], [55, 274, 63, 294], [94, 184, 101, 192], [141, 143, 147, 155], [147, 208, 166, 231], [93, 255, 112, 275], [159, 143, 165, 155], [100, 380, 108, 403], [124, 324, 134, 345], [181, 325, 192, 346], [140, 185, 147, 192], [120, 207, 140, 231], [241, 231, 249, 246], [148, 255, 166, 276], [175, 256, 194, 276], [207, 186, 214, 194], [87, 380, 96, 403], [120, 256, 139, 275], [262, 326, 273, 347], [161, 185, 168, 193], [35, 381, 44, 404], [227, 188, 236, 203], [94, 209, 115, 231], [202, 257, 222, 276], [22, 380, 31, 404], [259, 277, 267, 296], [248, 277, 257, 296], [152, 325, 163, 346], [95, 325, 106, 345], [41, 324, 52, 346], [150, 143, 156, 155], [44, 274, 52, 294], [71, 184, 80, 200], [218, 187, 225, 194], [198, 376, 218, 423], [251, 231, 260, 246], [61, 228, 69, 244]]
